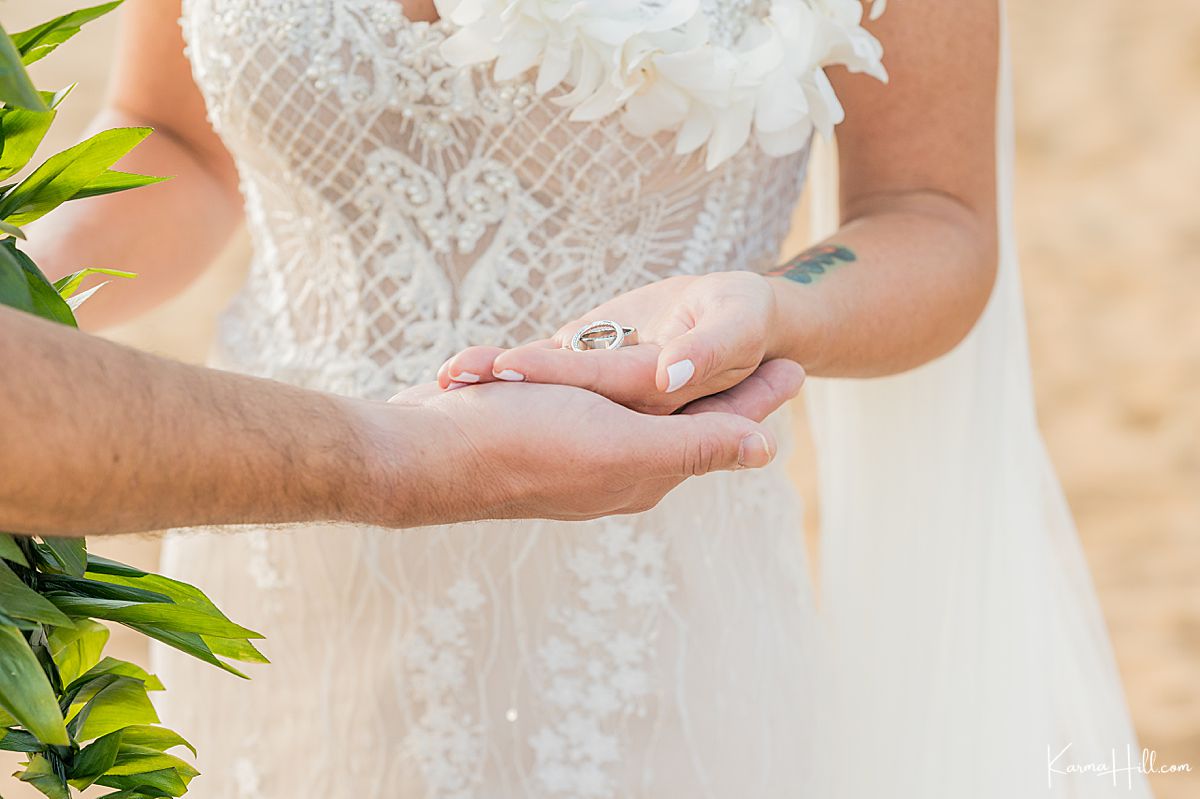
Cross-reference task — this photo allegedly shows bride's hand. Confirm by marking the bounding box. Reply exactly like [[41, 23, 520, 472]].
[[438, 272, 799, 415]]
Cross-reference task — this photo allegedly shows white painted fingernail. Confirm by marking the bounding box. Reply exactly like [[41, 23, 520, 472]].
[[495, 369, 525, 382], [665, 359, 695, 393], [449, 371, 481, 384], [446, 381, 471, 391]]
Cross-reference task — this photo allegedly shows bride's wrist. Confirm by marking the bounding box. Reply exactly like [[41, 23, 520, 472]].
[[763, 276, 829, 370]]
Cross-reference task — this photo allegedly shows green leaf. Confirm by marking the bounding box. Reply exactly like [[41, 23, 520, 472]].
[[0, 22, 48, 111], [0, 241, 34, 312], [47, 618, 109, 685], [85, 554, 148, 579], [0, 240, 76, 326], [18, 753, 70, 799], [122, 623, 249, 680], [0, 533, 30, 566], [0, 108, 52, 181], [114, 725, 195, 757], [0, 219, 26, 239], [86, 571, 263, 636], [46, 595, 262, 639], [0, 560, 74, 627], [0, 608, 39, 630], [38, 536, 87, 577], [96, 766, 190, 797], [0, 87, 72, 182], [0, 127, 152, 226], [0, 727, 42, 752], [53, 267, 136, 299], [106, 744, 198, 780], [68, 674, 158, 742], [204, 634, 270, 665], [69, 729, 123, 788], [86, 570, 266, 661], [42, 575, 172, 605], [11, 2, 124, 66], [69, 169, 168, 201], [71, 729, 197, 790], [0, 625, 69, 746], [68, 657, 164, 695]]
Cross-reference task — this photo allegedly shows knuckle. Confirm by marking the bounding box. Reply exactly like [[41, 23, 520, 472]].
[[681, 430, 720, 477]]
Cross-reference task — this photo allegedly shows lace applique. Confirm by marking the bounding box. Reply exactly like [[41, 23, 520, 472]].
[[244, 530, 287, 592], [401, 577, 488, 797], [360, 152, 520, 255], [531, 521, 671, 797]]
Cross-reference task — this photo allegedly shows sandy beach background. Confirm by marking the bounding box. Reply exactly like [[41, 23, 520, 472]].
[[3, 1, 1197, 796]]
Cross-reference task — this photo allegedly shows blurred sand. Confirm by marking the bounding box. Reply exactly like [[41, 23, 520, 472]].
[[3, 1, 1197, 797]]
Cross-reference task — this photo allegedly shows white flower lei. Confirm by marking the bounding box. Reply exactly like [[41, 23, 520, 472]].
[[433, 0, 887, 169]]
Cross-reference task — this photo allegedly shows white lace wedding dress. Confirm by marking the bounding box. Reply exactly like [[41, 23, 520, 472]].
[[155, 1, 1151, 798], [159, 2, 818, 797]]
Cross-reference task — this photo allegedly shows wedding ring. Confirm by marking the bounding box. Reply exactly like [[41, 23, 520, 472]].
[[568, 320, 639, 352]]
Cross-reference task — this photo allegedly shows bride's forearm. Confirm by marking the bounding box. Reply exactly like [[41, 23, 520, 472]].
[[765, 191, 998, 377], [23, 107, 243, 331]]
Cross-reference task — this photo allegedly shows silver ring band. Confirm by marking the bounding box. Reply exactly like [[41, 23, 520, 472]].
[[569, 320, 640, 352]]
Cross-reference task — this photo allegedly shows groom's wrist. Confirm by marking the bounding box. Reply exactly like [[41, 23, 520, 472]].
[[337, 398, 471, 529]]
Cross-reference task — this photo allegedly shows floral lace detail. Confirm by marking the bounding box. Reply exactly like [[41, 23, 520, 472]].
[[401, 577, 489, 798], [531, 521, 670, 797], [181, 0, 809, 400]]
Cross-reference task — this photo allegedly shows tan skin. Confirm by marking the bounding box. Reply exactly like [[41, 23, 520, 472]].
[[29, 1, 998, 411], [440, 2, 1001, 412]]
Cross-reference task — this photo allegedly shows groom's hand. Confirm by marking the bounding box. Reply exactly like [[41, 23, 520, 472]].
[[367, 359, 804, 526]]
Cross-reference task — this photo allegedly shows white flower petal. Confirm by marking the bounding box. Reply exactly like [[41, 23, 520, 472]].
[[643, 0, 701, 32], [754, 71, 808, 132], [536, 40, 574, 93], [569, 81, 627, 122], [805, 69, 845, 139], [705, 98, 754, 169], [555, 49, 606, 107], [675, 107, 714, 155], [494, 33, 548, 81], [433, 0, 487, 25], [439, 27, 499, 66], [439, 0, 886, 171], [756, 118, 813, 157], [622, 84, 690, 136]]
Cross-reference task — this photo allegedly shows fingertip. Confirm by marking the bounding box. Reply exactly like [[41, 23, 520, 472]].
[[762, 358, 807, 399], [443, 346, 508, 389], [491, 351, 530, 382], [436, 357, 453, 389], [737, 430, 776, 470], [664, 358, 696, 393]]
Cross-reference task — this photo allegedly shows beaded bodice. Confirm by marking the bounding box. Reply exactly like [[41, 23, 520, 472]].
[[181, 0, 808, 399]]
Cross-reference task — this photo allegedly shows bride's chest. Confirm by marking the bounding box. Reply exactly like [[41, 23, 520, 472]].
[[182, 0, 777, 191], [183, 0, 776, 115]]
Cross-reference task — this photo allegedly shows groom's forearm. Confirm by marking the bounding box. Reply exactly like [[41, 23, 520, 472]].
[[0, 307, 413, 536]]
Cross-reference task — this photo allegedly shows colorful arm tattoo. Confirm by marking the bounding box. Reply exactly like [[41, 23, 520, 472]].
[[766, 244, 856, 285]]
